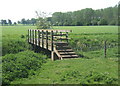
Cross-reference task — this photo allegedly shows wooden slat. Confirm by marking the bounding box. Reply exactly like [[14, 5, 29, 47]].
[[54, 38, 71, 40], [32, 29, 72, 32], [59, 52, 76, 55], [56, 47, 71, 50], [57, 49, 73, 52], [54, 48, 61, 58], [61, 55, 78, 58], [53, 34, 67, 36]]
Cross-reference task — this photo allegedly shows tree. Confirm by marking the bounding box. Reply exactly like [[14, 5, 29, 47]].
[[17, 21, 21, 24], [35, 11, 52, 29], [99, 19, 108, 25], [21, 18, 27, 25], [14, 22, 17, 25], [1, 20, 8, 26], [8, 19, 12, 25], [31, 18, 37, 25]]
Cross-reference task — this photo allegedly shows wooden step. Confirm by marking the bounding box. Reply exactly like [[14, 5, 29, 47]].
[[59, 52, 76, 55], [54, 43, 68, 46], [54, 41, 68, 44], [55, 38, 70, 40], [56, 46, 71, 50], [57, 49, 73, 52], [53, 34, 67, 36], [61, 55, 78, 58]]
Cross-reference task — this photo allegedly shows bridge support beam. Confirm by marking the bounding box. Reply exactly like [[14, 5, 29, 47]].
[[51, 51, 55, 61]]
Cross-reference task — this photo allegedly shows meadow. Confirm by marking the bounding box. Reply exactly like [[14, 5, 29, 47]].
[[1, 25, 118, 85]]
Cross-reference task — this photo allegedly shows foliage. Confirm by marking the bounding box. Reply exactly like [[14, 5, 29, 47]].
[[99, 19, 108, 25], [11, 58, 118, 84], [2, 38, 29, 56], [36, 17, 51, 29], [1, 6, 118, 26], [2, 50, 47, 85], [51, 6, 118, 26], [36, 11, 52, 29], [21, 18, 37, 25]]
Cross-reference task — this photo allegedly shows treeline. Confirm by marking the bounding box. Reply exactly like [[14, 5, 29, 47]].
[[51, 5, 118, 26], [0, 5, 118, 26], [0, 18, 37, 26]]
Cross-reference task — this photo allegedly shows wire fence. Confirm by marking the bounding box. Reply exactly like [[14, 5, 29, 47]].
[[69, 40, 118, 52]]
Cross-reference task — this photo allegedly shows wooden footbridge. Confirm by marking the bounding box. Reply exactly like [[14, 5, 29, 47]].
[[28, 29, 78, 60]]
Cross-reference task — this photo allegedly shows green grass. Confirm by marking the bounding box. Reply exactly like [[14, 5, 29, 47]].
[[53, 26, 118, 34], [1, 26, 118, 35], [11, 58, 118, 84], [1, 25, 118, 84]]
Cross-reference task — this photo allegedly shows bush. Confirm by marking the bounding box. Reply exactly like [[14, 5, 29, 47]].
[[2, 39, 29, 56], [99, 19, 108, 25], [2, 50, 47, 85]]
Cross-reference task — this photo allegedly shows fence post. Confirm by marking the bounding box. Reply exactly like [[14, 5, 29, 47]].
[[104, 40, 107, 58]]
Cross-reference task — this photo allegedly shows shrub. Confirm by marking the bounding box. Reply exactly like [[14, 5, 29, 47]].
[[2, 50, 47, 85], [2, 39, 29, 56]]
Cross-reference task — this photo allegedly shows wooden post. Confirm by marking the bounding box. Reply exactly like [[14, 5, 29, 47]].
[[39, 31, 41, 47], [30, 29, 31, 43], [42, 30, 44, 48], [51, 31, 53, 51], [46, 31, 48, 49], [51, 51, 55, 61], [104, 40, 107, 58], [32, 30, 34, 44], [35, 30, 37, 45], [38, 30, 40, 46], [28, 29, 29, 42], [36, 30, 38, 45], [51, 31, 54, 61]]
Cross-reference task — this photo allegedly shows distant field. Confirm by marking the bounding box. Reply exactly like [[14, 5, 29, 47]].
[[1, 26, 118, 35], [53, 26, 118, 34]]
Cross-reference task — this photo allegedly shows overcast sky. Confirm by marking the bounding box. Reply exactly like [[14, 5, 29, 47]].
[[0, 0, 119, 22]]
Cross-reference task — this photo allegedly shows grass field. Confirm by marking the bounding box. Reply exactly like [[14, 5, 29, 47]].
[[1, 25, 118, 84]]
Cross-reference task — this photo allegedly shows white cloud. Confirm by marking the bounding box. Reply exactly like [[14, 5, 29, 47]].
[[0, 0, 119, 22]]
